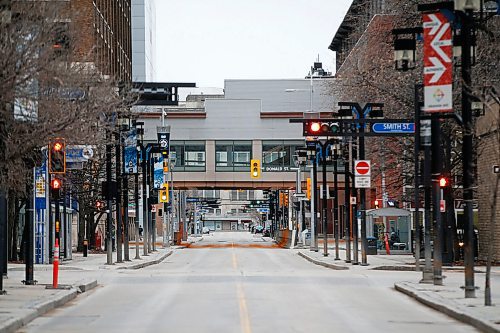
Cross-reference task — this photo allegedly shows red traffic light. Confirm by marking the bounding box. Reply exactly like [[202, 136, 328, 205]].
[[439, 177, 448, 187], [310, 122, 321, 132], [51, 178, 62, 189], [53, 142, 63, 151]]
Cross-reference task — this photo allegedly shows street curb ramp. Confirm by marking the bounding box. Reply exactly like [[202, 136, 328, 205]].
[[395, 282, 500, 333], [0, 279, 98, 333], [297, 251, 349, 270]]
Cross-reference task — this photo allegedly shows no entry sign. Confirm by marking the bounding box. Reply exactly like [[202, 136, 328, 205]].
[[354, 160, 371, 176]]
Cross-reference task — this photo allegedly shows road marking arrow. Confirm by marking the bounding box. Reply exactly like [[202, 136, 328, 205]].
[[424, 57, 446, 83], [423, 13, 442, 35], [431, 22, 452, 63]]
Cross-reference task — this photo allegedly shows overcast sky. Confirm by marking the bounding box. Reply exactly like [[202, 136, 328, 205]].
[[155, 0, 353, 89]]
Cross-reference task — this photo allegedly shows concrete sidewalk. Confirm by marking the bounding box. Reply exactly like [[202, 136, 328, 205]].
[[0, 236, 202, 333], [296, 244, 500, 333]]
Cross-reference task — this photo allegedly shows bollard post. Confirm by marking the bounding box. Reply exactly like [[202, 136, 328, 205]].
[[53, 239, 59, 289], [83, 239, 88, 257]]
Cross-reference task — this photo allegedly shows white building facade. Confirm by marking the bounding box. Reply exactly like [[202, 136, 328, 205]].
[[132, 0, 156, 81]]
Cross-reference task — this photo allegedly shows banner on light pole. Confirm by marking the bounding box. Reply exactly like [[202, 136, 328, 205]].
[[423, 12, 453, 113], [123, 128, 138, 174]]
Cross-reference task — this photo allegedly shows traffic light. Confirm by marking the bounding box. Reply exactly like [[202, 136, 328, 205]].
[[439, 176, 448, 187], [250, 159, 261, 179], [284, 193, 289, 206], [49, 138, 66, 174], [374, 199, 380, 209], [50, 178, 62, 199], [303, 121, 340, 136], [159, 184, 169, 203], [306, 178, 311, 199]]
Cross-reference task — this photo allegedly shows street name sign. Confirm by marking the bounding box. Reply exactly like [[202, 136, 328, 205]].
[[372, 123, 415, 134]]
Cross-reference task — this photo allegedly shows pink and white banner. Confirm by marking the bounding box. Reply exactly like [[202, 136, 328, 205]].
[[423, 12, 453, 113]]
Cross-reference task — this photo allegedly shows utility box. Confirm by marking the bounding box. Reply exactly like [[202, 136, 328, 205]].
[[367, 236, 378, 255]]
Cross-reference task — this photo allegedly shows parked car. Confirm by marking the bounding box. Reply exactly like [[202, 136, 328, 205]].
[[254, 226, 264, 233], [202, 227, 210, 234], [262, 228, 270, 237]]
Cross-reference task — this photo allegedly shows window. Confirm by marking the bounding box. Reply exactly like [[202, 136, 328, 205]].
[[262, 140, 304, 169], [215, 140, 252, 171], [170, 141, 205, 171], [230, 190, 255, 201]]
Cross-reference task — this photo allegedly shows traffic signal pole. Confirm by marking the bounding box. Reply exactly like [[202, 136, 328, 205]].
[[311, 159, 318, 252], [321, 143, 329, 257], [359, 116, 368, 266], [431, 117, 443, 285]]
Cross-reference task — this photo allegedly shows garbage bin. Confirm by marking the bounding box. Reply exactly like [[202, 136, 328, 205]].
[[367, 236, 378, 255]]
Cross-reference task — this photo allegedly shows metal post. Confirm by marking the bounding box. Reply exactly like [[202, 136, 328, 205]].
[[48, 173, 53, 263], [106, 131, 113, 265], [350, 133, 358, 264], [414, 83, 422, 271], [460, 9, 476, 298], [344, 156, 352, 263], [23, 171, 35, 285], [0, 189, 7, 293], [321, 143, 328, 257], [333, 146, 340, 260], [116, 133, 123, 263], [359, 116, 368, 266], [422, 139, 433, 283], [123, 173, 130, 261], [142, 147, 148, 256], [134, 171, 140, 259], [432, 117, 443, 285], [311, 158, 318, 252], [62, 185, 67, 259]]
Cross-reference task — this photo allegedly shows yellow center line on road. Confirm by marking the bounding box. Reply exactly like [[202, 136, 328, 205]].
[[231, 246, 252, 333]]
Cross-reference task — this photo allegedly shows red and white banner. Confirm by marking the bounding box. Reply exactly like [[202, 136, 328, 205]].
[[423, 12, 453, 113]]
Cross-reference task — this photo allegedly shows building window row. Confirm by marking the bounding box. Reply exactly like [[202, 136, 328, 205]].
[[169, 140, 339, 172]]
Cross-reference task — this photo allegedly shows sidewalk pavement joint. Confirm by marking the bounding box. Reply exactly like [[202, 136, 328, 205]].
[[395, 282, 500, 333]]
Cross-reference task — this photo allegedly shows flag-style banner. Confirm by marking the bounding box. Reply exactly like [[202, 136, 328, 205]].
[[423, 12, 453, 113]]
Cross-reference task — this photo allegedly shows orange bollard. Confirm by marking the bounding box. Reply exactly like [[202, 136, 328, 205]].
[[53, 239, 59, 288], [384, 233, 391, 255]]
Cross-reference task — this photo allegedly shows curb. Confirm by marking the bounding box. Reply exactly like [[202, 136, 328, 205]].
[[120, 250, 173, 270], [371, 265, 418, 271], [297, 252, 349, 270], [0, 279, 98, 333], [395, 282, 500, 333]]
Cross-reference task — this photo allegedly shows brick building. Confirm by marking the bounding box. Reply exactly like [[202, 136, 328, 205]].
[[72, 0, 132, 82]]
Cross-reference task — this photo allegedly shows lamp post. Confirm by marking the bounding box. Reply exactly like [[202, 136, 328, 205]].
[[394, 0, 481, 295], [306, 140, 318, 252], [331, 141, 341, 260], [133, 121, 144, 260], [392, 28, 433, 282]]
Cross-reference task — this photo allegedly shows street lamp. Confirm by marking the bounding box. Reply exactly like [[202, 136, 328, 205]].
[[392, 0, 483, 297], [392, 28, 422, 71]]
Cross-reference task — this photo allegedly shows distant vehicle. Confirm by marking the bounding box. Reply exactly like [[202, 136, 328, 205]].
[[254, 226, 264, 233], [262, 228, 270, 237], [202, 227, 210, 234]]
